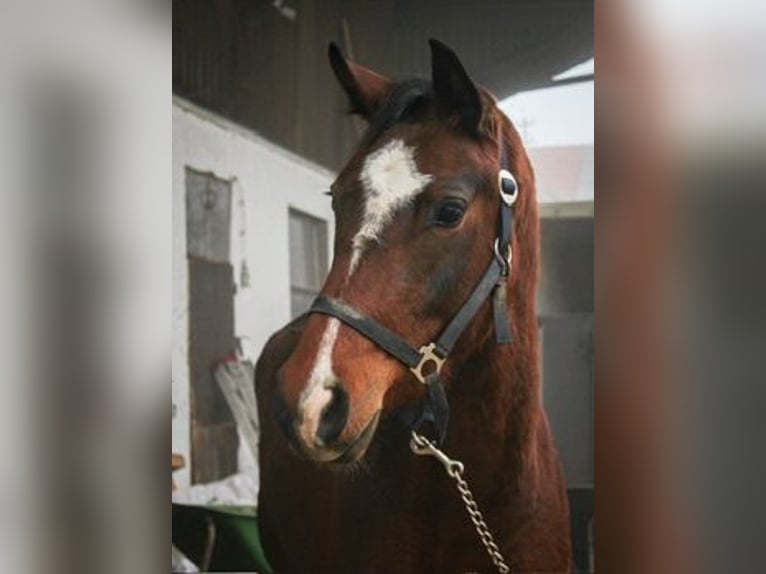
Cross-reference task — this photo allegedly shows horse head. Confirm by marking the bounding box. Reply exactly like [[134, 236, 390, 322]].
[[275, 39, 538, 463]]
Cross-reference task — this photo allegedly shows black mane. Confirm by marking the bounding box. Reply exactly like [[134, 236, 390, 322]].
[[364, 78, 433, 142]]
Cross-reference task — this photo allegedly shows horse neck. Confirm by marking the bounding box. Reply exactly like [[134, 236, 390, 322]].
[[442, 234, 543, 482]]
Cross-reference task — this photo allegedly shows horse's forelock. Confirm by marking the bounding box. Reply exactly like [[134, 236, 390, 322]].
[[364, 78, 432, 141]]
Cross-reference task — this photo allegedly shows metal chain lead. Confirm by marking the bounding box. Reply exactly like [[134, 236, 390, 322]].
[[410, 432, 511, 574]]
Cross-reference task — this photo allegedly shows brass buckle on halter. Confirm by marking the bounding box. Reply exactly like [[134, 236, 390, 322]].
[[410, 342, 446, 384], [493, 238, 512, 275]]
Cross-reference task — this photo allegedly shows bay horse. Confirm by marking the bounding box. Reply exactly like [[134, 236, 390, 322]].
[[256, 39, 571, 573]]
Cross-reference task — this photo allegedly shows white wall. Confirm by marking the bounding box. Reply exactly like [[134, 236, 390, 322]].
[[172, 97, 335, 488]]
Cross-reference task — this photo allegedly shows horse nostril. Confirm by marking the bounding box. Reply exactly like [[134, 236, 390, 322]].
[[316, 385, 349, 446]]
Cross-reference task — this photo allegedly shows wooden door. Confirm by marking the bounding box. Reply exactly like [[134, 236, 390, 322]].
[[186, 168, 239, 483]]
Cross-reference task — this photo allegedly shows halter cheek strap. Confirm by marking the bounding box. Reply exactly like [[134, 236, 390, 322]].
[[308, 151, 518, 446]]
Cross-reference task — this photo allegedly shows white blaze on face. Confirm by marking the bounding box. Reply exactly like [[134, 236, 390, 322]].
[[298, 318, 340, 447], [349, 139, 434, 275]]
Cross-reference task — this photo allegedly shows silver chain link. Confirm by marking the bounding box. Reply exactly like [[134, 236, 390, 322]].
[[410, 431, 511, 574]]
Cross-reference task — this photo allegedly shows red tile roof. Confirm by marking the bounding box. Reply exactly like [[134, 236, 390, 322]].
[[528, 145, 594, 204]]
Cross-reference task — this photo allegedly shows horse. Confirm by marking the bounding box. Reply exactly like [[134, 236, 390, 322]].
[[255, 39, 572, 573]]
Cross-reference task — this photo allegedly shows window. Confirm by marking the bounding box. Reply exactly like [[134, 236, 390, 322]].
[[289, 208, 328, 318]]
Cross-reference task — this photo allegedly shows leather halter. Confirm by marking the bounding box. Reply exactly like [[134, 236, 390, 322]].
[[309, 146, 518, 446]]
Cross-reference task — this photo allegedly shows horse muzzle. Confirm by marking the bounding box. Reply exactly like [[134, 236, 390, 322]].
[[273, 377, 381, 463]]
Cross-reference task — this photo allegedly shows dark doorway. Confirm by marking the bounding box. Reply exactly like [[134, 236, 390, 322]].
[[186, 167, 239, 484]]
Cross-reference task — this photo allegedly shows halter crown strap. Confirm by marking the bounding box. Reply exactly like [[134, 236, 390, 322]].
[[493, 146, 517, 343]]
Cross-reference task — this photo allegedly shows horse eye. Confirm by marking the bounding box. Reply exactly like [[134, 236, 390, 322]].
[[433, 201, 466, 228]]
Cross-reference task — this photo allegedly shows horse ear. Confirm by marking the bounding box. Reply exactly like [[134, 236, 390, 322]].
[[328, 43, 392, 120], [429, 38, 483, 134]]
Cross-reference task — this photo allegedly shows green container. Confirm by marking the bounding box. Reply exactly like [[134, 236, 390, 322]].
[[172, 503, 272, 573]]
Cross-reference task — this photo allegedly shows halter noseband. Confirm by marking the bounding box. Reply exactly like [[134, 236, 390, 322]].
[[308, 147, 518, 446]]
